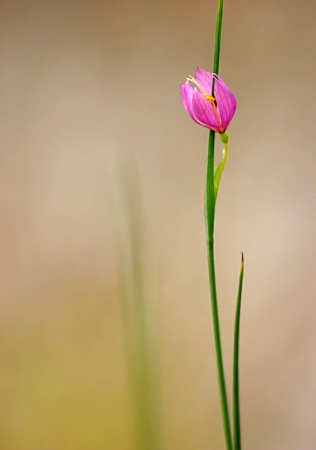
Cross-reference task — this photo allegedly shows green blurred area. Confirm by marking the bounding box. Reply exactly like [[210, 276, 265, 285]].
[[0, 0, 315, 449], [0, 284, 131, 449]]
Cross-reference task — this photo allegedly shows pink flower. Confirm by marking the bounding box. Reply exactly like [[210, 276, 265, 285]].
[[180, 67, 236, 133]]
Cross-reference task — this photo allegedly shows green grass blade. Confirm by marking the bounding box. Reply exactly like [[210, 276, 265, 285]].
[[233, 253, 245, 450], [111, 156, 160, 450]]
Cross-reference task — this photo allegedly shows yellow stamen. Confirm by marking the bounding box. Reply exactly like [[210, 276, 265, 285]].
[[203, 94, 221, 124], [203, 93, 216, 102]]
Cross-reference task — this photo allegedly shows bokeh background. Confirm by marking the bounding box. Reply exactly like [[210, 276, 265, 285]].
[[0, 0, 315, 449]]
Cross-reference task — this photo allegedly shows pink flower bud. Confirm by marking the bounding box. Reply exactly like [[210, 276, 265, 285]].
[[180, 67, 236, 133]]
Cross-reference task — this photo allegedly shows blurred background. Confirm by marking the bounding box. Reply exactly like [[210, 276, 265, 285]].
[[0, 0, 315, 449]]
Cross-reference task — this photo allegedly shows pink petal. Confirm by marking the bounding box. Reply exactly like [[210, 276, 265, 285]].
[[214, 76, 237, 130], [195, 67, 214, 93], [180, 82, 200, 125], [191, 89, 221, 131]]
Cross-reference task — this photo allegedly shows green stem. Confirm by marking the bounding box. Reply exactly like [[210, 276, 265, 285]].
[[205, 2, 233, 450], [205, 131, 233, 450], [212, 0, 224, 94], [233, 253, 244, 450], [214, 133, 229, 202]]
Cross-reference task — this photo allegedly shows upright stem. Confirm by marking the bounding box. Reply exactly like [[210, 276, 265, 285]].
[[213, 0, 224, 75], [205, 1, 233, 450], [205, 132, 233, 450]]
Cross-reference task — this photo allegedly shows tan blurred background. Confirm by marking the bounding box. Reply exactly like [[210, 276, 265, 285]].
[[0, 0, 315, 449]]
